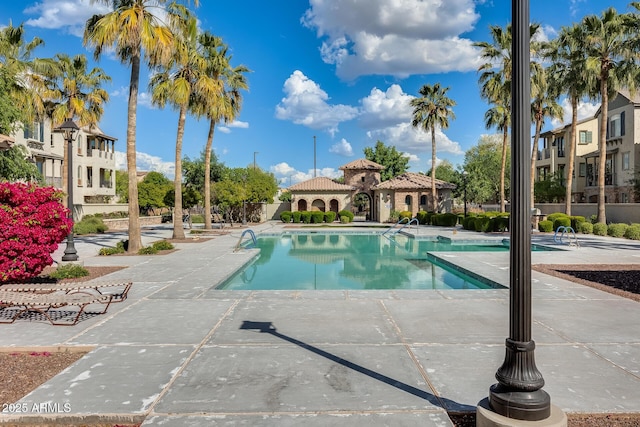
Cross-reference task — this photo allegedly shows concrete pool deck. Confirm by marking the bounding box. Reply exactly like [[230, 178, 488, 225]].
[[1, 222, 639, 426]]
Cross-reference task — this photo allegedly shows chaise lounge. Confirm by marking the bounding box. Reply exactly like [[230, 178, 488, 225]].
[[1, 281, 133, 303]]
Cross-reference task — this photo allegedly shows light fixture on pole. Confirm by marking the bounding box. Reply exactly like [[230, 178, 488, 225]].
[[56, 118, 80, 262]]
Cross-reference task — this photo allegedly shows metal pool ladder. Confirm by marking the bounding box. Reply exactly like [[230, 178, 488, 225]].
[[553, 226, 579, 247], [235, 229, 257, 252], [382, 218, 419, 237]]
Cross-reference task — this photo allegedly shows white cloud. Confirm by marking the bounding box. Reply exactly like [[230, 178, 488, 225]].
[[552, 98, 600, 127], [115, 150, 175, 180], [271, 162, 297, 176], [329, 138, 354, 156], [24, 0, 111, 37], [270, 162, 341, 186], [367, 122, 463, 161], [218, 120, 249, 134], [302, 0, 482, 79], [218, 127, 231, 134], [275, 70, 359, 135], [359, 84, 413, 129]]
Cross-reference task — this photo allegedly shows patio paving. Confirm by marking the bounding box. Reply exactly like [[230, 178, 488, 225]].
[[1, 222, 639, 426]]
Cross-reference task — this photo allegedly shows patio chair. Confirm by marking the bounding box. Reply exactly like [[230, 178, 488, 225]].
[[0, 290, 113, 326], [1, 281, 133, 303]]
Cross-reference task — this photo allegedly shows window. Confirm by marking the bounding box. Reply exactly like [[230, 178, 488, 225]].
[[77, 166, 83, 186], [622, 193, 629, 203], [87, 167, 93, 188], [23, 121, 44, 142], [622, 152, 630, 170], [579, 162, 586, 177], [579, 130, 592, 144], [556, 137, 565, 157], [608, 112, 625, 138], [361, 176, 365, 182], [420, 195, 427, 205]]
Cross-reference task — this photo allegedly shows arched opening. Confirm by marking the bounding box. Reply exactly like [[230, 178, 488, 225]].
[[297, 199, 308, 211], [354, 192, 372, 220], [404, 195, 413, 212], [329, 199, 339, 213], [311, 199, 325, 212]]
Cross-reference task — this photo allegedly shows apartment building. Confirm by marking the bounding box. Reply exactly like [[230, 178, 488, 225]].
[[11, 117, 118, 217], [536, 90, 639, 204]]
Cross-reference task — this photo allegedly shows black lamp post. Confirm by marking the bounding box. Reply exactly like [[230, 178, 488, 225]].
[[487, 0, 551, 421], [57, 118, 80, 262], [462, 171, 468, 217]]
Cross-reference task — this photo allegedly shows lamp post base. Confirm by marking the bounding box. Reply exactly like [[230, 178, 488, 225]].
[[477, 397, 566, 427], [489, 384, 551, 421], [61, 233, 79, 262]]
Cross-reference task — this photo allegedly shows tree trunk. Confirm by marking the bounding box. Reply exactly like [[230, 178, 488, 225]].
[[204, 119, 215, 230], [564, 96, 578, 217], [126, 54, 143, 253], [597, 77, 608, 224], [500, 125, 508, 213], [530, 113, 543, 209], [172, 104, 187, 240], [430, 124, 437, 212]]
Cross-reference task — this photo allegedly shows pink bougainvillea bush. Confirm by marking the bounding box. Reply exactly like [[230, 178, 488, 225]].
[[0, 182, 72, 283]]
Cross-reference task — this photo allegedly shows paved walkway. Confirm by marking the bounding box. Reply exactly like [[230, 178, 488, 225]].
[[1, 222, 639, 426]]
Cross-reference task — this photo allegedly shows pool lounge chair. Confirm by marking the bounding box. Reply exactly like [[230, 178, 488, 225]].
[[0, 290, 113, 326], [1, 281, 133, 303]]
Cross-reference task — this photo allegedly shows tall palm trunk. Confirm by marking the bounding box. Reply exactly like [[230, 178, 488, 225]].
[[430, 124, 437, 212], [597, 76, 608, 224], [126, 54, 142, 253], [172, 104, 187, 239], [564, 96, 579, 216], [203, 118, 215, 230], [500, 125, 508, 212], [530, 110, 543, 209]]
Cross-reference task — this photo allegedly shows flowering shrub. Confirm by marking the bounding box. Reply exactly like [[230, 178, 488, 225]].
[[0, 182, 72, 283]]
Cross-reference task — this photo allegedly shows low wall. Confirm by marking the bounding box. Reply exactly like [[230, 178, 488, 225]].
[[103, 216, 162, 230], [535, 203, 640, 224], [76, 204, 129, 220]]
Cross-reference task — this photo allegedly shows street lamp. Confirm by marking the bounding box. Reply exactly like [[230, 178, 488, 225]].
[[56, 118, 80, 262], [462, 171, 468, 217]]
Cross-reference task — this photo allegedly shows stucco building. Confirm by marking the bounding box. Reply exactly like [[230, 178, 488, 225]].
[[288, 159, 456, 222]]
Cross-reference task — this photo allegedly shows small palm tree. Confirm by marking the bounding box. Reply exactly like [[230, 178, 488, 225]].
[[410, 83, 456, 212], [84, 0, 183, 252]]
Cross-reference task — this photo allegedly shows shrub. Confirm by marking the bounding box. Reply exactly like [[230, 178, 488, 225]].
[[399, 211, 412, 221], [461, 215, 476, 230], [491, 216, 509, 232], [578, 222, 593, 234], [589, 214, 598, 224], [48, 263, 89, 280], [624, 224, 640, 240], [547, 212, 569, 224], [552, 216, 571, 231], [324, 211, 336, 223], [340, 215, 350, 224], [607, 223, 629, 238], [388, 210, 400, 223], [416, 211, 429, 225], [292, 211, 302, 223], [190, 214, 204, 223], [474, 216, 492, 232], [138, 246, 158, 255], [433, 213, 458, 227], [300, 211, 312, 224], [73, 216, 108, 235], [538, 220, 554, 232], [570, 216, 586, 231], [0, 182, 72, 283], [338, 210, 354, 223], [152, 240, 174, 251], [311, 211, 325, 223], [592, 222, 607, 236], [280, 211, 292, 223], [98, 240, 127, 256]]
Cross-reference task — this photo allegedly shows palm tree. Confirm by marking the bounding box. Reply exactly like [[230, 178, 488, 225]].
[[582, 7, 638, 224], [410, 83, 456, 212], [545, 24, 591, 215], [149, 5, 220, 239], [84, 0, 187, 252], [193, 33, 249, 229], [42, 53, 110, 203], [475, 23, 541, 212]]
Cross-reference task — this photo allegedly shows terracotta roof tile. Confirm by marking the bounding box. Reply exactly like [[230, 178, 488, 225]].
[[339, 158, 385, 170], [374, 173, 456, 190], [288, 176, 355, 192]]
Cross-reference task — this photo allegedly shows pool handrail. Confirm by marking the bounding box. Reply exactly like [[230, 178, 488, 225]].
[[553, 225, 579, 247], [382, 217, 419, 237], [235, 229, 258, 252]]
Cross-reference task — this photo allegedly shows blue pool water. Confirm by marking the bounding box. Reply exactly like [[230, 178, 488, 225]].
[[218, 233, 528, 291]]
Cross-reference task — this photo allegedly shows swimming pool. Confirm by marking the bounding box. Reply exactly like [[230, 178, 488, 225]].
[[218, 233, 516, 291]]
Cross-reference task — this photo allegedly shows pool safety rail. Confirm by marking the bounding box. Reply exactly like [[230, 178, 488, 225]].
[[382, 217, 419, 237], [553, 226, 579, 247], [234, 229, 258, 252]]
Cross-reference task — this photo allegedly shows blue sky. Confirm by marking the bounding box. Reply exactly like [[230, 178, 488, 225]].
[[1, 0, 633, 185]]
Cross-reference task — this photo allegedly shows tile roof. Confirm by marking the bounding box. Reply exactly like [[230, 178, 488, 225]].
[[374, 173, 456, 190], [288, 176, 355, 192], [339, 158, 385, 170], [0, 134, 15, 150]]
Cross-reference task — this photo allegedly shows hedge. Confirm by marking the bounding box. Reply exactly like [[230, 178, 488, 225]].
[[292, 211, 302, 223], [624, 224, 640, 240], [552, 216, 571, 231], [324, 211, 336, 223], [578, 222, 593, 234], [311, 211, 325, 223], [280, 211, 292, 223], [538, 220, 553, 232], [338, 210, 354, 222], [607, 223, 629, 238], [416, 211, 429, 225], [301, 211, 312, 223], [592, 222, 608, 236]]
